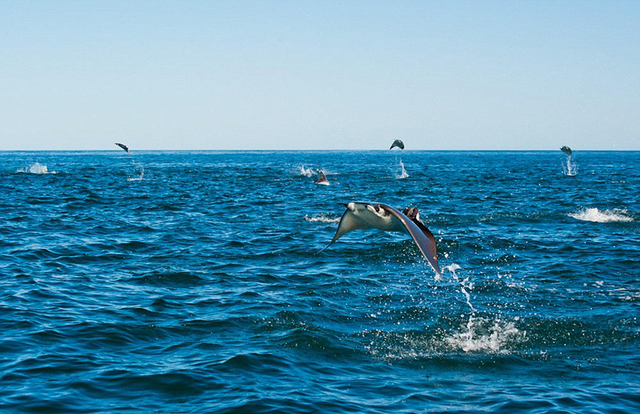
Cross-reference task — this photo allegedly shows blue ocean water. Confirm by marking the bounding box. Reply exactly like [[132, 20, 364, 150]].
[[1, 150, 639, 413]]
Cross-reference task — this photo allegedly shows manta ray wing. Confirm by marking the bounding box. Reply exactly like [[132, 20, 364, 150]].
[[318, 207, 368, 253], [378, 204, 442, 277]]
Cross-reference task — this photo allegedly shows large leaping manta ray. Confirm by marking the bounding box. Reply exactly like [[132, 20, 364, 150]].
[[321, 202, 441, 278]]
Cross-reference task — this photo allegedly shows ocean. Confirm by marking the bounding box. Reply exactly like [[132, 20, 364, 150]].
[[1, 150, 638, 413]]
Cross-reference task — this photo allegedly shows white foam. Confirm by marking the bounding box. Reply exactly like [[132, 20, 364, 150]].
[[569, 208, 633, 223], [304, 214, 340, 224], [298, 166, 315, 177], [18, 162, 55, 174], [445, 316, 524, 353]]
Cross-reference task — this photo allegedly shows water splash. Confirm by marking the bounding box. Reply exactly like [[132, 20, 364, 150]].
[[440, 264, 527, 353], [445, 264, 475, 312], [127, 161, 145, 181], [298, 166, 315, 177], [444, 316, 524, 353], [569, 208, 633, 223], [304, 214, 340, 223], [17, 162, 56, 174], [562, 156, 577, 176], [394, 157, 409, 179]]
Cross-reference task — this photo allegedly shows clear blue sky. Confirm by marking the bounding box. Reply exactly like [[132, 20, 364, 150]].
[[1, 1, 638, 150]]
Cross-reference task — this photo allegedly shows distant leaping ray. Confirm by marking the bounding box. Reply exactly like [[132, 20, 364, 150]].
[[314, 169, 330, 185], [390, 139, 405, 150], [320, 202, 441, 278], [560, 146, 572, 156], [115, 142, 131, 154]]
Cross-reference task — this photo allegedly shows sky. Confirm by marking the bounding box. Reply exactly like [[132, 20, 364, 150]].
[[1, 0, 638, 150]]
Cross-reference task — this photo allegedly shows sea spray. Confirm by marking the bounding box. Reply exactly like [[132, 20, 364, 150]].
[[562, 156, 577, 176], [304, 214, 340, 224], [393, 155, 409, 179], [569, 208, 633, 223], [127, 160, 144, 181], [397, 158, 409, 179], [441, 264, 524, 353], [18, 162, 55, 174], [298, 166, 315, 177], [445, 263, 475, 312], [444, 316, 524, 353]]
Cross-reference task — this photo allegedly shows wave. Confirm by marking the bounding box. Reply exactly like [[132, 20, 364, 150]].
[[304, 214, 340, 224], [17, 162, 56, 174], [569, 208, 633, 223]]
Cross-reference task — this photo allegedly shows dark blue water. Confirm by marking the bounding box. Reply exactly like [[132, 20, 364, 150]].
[[1, 151, 639, 413]]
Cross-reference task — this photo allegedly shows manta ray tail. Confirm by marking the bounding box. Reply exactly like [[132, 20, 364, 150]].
[[317, 241, 334, 254]]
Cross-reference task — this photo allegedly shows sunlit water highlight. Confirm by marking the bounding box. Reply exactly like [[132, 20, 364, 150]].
[[0, 150, 639, 413]]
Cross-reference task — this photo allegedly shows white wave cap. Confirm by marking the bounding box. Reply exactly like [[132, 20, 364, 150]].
[[569, 208, 633, 223]]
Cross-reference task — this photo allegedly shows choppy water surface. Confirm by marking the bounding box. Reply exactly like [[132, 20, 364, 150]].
[[1, 151, 639, 413]]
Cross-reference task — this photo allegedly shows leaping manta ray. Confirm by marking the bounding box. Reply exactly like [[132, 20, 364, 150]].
[[321, 202, 442, 278], [560, 146, 572, 156], [390, 139, 405, 150], [314, 169, 330, 185], [115, 142, 130, 154]]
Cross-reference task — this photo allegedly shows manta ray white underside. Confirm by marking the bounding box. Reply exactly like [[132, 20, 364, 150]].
[[321, 202, 442, 278]]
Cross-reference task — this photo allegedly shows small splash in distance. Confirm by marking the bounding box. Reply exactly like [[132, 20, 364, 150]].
[[569, 208, 633, 223], [395, 159, 409, 179], [298, 166, 315, 177], [562, 157, 577, 176], [17, 162, 56, 174]]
